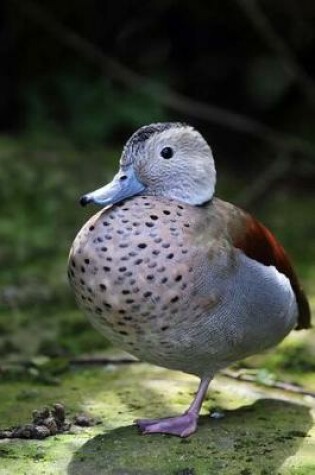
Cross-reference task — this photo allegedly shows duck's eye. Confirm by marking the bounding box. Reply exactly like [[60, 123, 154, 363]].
[[160, 147, 174, 159]]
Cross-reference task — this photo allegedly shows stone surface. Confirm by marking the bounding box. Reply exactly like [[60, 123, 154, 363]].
[[0, 358, 314, 474]]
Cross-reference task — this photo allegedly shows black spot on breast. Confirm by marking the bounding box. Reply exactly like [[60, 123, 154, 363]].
[[157, 266, 166, 273]]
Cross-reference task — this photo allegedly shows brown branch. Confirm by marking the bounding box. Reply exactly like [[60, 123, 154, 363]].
[[236, 0, 315, 105], [11, 0, 315, 158], [58, 357, 315, 398], [69, 359, 315, 398], [2, 357, 314, 398], [69, 357, 139, 366], [221, 369, 315, 398]]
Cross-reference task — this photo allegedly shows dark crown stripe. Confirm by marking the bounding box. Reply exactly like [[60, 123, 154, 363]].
[[121, 122, 187, 167], [128, 122, 185, 146]]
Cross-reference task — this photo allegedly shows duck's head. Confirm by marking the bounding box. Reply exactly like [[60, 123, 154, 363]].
[[80, 122, 216, 207]]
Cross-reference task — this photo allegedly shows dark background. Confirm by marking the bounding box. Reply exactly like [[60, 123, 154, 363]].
[[2, 1, 315, 170], [0, 0, 314, 368]]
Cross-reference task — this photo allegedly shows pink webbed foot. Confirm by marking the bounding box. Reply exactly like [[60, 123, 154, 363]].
[[135, 377, 212, 438], [136, 412, 198, 438]]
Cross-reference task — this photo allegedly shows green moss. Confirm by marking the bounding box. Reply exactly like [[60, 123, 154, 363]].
[[0, 363, 314, 474], [266, 344, 315, 373]]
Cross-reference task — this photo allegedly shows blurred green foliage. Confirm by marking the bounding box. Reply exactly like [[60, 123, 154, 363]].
[[1, 0, 315, 171], [24, 75, 165, 146]]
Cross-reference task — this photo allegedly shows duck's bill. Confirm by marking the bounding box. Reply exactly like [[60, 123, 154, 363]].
[[80, 168, 145, 207]]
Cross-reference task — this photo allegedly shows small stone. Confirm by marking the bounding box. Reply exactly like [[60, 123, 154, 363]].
[[32, 410, 41, 424], [32, 425, 51, 439], [0, 430, 12, 439], [43, 417, 58, 435], [52, 403, 65, 424], [210, 411, 225, 420], [39, 407, 51, 419], [73, 414, 95, 427], [62, 421, 71, 431], [12, 424, 35, 439]]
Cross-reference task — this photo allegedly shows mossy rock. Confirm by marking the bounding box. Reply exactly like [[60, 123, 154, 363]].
[[0, 359, 314, 474]]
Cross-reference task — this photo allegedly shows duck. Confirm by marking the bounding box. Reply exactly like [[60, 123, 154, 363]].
[[68, 122, 311, 437]]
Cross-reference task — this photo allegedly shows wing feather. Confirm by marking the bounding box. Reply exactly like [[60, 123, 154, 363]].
[[232, 213, 311, 330]]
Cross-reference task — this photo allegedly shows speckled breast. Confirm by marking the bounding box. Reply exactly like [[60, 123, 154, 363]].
[[68, 196, 208, 368]]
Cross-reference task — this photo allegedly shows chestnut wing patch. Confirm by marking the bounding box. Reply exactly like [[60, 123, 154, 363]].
[[233, 215, 311, 330]]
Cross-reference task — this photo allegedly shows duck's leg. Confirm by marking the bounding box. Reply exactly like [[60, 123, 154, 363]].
[[136, 377, 212, 437]]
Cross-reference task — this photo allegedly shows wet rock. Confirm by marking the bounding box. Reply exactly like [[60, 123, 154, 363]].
[[73, 413, 100, 427], [0, 403, 72, 439]]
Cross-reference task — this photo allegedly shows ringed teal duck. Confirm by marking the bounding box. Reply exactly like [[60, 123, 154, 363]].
[[68, 122, 311, 437]]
